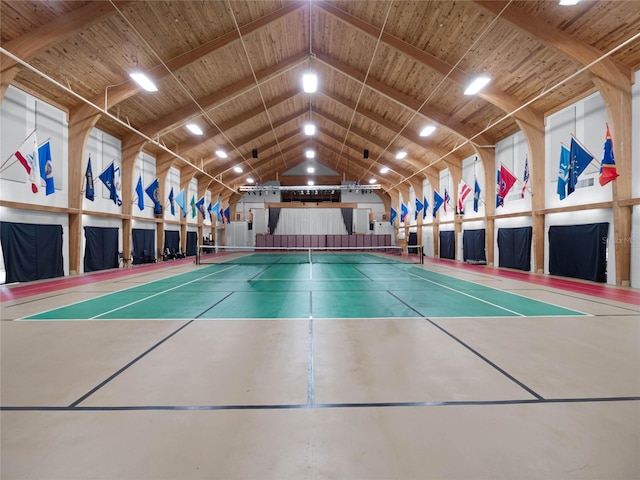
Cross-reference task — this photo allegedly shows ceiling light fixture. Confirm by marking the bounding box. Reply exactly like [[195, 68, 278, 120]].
[[380, 166, 389, 174], [186, 123, 203, 135], [215, 149, 228, 158], [302, 73, 318, 93], [307, 166, 315, 173], [464, 76, 491, 95], [395, 151, 407, 160], [233, 166, 243, 173], [559, 0, 581, 4], [304, 123, 316, 136], [305, 149, 315, 159], [307, 180, 314, 186], [369, 178, 376, 184], [419, 125, 436, 137], [246, 177, 254, 183], [129, 71, 158, 92]]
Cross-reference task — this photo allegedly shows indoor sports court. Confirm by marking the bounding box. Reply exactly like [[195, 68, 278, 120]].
[[2, 250, 639, 478]]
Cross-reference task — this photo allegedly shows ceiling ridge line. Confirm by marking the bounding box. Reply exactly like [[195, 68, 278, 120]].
[[359, 0, 514, 184]]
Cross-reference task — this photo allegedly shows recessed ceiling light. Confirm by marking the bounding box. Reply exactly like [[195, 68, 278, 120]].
[[419, 125, 436, 137], [304, 123, 316, 136], [307, 166, 315, 173], [380, 166, 389, 174], [369, 178, 376, 184], [302, 73, 318, 93], [129, 72, 158, 92], [307, 180, 314, 186], [305, 149, 315, 159], [186, 123, 203, 135], [395, 151, 407, 160], [464, 76, 491, 95], [559, 0, 580, 4], [215, 149, 228, 158], [233, 166, 243, 173], [246, 177, 254, 183]]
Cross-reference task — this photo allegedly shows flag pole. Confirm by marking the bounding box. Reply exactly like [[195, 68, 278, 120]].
[[0, 128, 37, 172]]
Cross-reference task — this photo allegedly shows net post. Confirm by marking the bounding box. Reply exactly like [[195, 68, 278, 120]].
[[196, 245, 200, 265]]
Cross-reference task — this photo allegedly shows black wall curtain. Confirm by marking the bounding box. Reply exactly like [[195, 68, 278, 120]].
[[132, 229, 155, 264], [408, 232, 418, 254], [164, 230, 180, 253], [268, 207, 281, 234], [439, 230, 455, 260], [0, 221, 64, 283], [498, 227, 532, 271], [186, 231, 197, 256], [463, 229, 486, 263], [549, 222, 609, 283], [340, 208, 353, 235], [84, 226, 118, 272]]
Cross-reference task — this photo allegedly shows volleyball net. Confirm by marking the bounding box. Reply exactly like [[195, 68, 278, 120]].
[[195, 245, 423, 265]]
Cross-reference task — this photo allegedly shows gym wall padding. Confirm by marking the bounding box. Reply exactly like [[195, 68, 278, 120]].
[[548, 222, 609, 283], [462, 229, 486, 263], [0, 221, 64, 283], [439, 230, 455, 260], [84, 226, 118, 272], [497, 226, 532, 271]]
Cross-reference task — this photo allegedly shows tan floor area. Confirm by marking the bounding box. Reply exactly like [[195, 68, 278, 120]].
[[1, 261, 639, 479]]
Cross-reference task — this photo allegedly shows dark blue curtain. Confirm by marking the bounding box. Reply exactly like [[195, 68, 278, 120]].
[[498, 227, 532, 271], [186, 231, 197, 256], [463, 229, 486, 263], [549, 223, 608, 283], [439, 230, 455, 260], [164, 230, 180, 254], [84, 226, 118, 272], [132, 228, 155, 264], [408, 232, 418, 254], [0, 221, 64, 283]]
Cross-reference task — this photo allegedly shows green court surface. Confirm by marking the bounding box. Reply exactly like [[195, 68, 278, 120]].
[[26, 259, 585, 320]]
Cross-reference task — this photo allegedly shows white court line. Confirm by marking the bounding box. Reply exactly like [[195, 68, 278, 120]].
[[91, 265, 238, 319]]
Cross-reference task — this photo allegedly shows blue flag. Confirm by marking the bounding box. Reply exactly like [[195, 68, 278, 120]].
[[135, 176, 144, 211], [473, 179, 481, 212], [558, 144, 570, 200], [175, 188, 186, 216], [390, 206, 397, 225], [168, 187, 175, 216], [496, 169, 503, 208], [599, 125, 619, 186], [85, 156, 95, 201], [423, 196, 428, 219], [38, 140, 55, 195], [443, 189, 450, 212], [224, 205, 231, 223], [400, 202, 409, 222], [207, 202, 212, 221], [145, 179, 160, 212], [414, 197, 424, 220], [433, 190, 444, 217], [195, 197, 206, 219], [212, 201, 221, 222], [568, 137, 594, 196], [98, 162, 122, 206]]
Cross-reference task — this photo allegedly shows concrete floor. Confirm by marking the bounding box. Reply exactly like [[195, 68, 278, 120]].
[[1, 259, 639, 479]]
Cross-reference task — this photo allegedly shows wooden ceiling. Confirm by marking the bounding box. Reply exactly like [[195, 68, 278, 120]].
[[2, 0, 639, 193]]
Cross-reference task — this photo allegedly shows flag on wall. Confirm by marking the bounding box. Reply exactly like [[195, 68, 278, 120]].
[[400, 202, 409, 222], [443, 189, 450, 212], [521, 156, 529, 198], [190, 195, 196, 218], [433, 190, 444, 217], [457, 179, 471, 214], [207, 202, 212, 221], [568, 136, 594, 195], [13, 131, 39, 193], [98, 162, 122, 206], [168, 187, 175, 216], [423, 196, 429, 219], [557, 144, 570, 200], [473, 179, 481, 212], [145, 179, 160, 212], [212, 201, 221, 222], [135, 176, 144, 211], [85, 155, 95, 201], [223, 205, 231, 223], [37, 140, 55, 195], [496, 164, 517, 207], [414, 197, 424, 221], [496, 168, 503, 208], [175, 188, 186, 216], [598, 124, 619, 187], [195, 197, 206, 219], [390, 206, 397, 226]]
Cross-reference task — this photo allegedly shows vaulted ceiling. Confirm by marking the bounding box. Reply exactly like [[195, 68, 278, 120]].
[[2, 0, 639, 195]]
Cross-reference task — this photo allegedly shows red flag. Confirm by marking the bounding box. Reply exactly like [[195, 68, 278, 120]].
[[497, 164, 517, 204], [599, 125, 619, 186], [14, 132, 39, 193], [457, 180, 471, 213]]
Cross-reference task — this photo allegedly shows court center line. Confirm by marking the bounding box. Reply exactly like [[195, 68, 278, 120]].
[[307, 316, 315, 406], [91, 265, 237, 319], [68, 319, 197, 407], [405, 270, 526, 316]]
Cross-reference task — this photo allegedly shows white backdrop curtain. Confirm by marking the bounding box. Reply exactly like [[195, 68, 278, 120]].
[[276, 208, 347, 235]]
